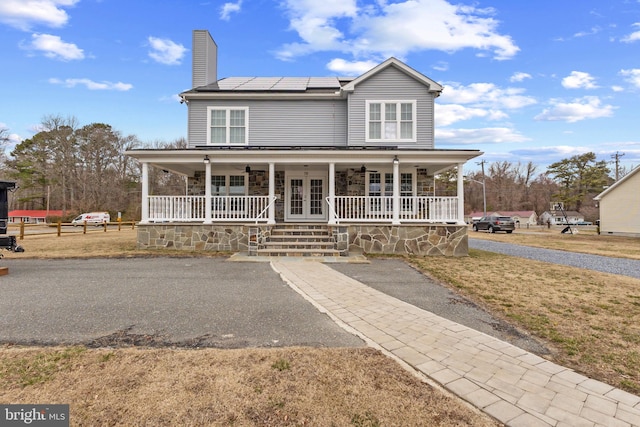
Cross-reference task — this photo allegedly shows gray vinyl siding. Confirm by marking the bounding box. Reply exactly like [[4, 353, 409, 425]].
[[187, 99, 347, 148], [192, 30, 217, 88], [347, 66, 435, 149]]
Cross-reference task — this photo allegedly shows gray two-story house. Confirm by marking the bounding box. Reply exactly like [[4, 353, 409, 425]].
[[126, 30, 482, 256]]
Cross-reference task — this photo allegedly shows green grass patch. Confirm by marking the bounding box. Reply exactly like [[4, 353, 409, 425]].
[[0, 347, 86, 387]]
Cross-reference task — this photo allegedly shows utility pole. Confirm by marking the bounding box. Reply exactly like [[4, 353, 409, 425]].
[[476, 159, 487, 217], [611, 151, 625, 182]]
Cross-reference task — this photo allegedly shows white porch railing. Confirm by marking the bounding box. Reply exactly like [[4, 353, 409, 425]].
[[148, 196, 273, 222], [149, 196, 206, 221], [329, 196, 459, 223], [147, 195, 459, 223]]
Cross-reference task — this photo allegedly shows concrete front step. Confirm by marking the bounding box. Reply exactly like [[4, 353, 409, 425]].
[[268, 235, 334, 242], [257, 248, 341, 257], [270, 229, 331, 236], [259, 224, 339, 257]]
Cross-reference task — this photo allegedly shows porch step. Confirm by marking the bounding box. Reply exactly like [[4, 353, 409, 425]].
[[257, 224, 340, 257], [256, 248, 340, 257]]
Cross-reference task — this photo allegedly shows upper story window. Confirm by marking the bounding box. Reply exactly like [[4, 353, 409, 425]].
[[207, 107, 248, 145], [366, 101, 416, 143]]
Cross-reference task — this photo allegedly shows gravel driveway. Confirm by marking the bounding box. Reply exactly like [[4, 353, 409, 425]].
[[469, 238, 640, 279]]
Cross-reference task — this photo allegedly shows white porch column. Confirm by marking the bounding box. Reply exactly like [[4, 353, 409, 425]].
[[328, 162, 336, 224], [204, 160, 212, 224], [268, 162, 275, 224], [457, 162, 465, 225], [392, 157, 400, 225], [140, 162, 149, 224]]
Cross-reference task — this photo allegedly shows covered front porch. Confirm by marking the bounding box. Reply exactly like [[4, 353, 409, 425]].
[[126, 147, 480, 256], [130, 148, 476, 225]]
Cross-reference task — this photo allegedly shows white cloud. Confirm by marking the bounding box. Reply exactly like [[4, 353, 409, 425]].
[[0, 0, 78, 31], [49, 78, 133, 91], [26, 33, 83, 61], [620, 68, 640, 89], [439, 82, 536, 109], [621, 23, 640, 42], [510, 72, 531, 82], [326, 58, 377, 75], [220, 0, 242, 21], [612, 85, 624, 92], [148, 37, 187, 65], [561, 71, 598, 89], [435, 127, 530, 144], [432, 61, 449, 72], [435, 104, 508, 126], [573, 26, 601, 38], [534, 96, 615, 123], [276, 0, 518, 63]]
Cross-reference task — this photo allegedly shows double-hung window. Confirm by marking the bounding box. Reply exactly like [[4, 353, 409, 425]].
[[207, 107, 248, 145], [366, 101, 416, 142]]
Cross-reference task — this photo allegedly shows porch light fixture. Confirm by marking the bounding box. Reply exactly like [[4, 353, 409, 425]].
[[360, 165, 366, 173], [245, 165, 251, 173], [393, 156, 399, 164], [203, 155, 210, 164]]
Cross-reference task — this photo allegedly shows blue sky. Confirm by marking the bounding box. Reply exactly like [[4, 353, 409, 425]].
[[1, 0, 640, 174]]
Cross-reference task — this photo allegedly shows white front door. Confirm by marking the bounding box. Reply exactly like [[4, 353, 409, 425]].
[[286, 172, 327, 221]]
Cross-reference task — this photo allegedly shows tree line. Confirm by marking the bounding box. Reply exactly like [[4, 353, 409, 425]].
[[0, 116, 621, 222]]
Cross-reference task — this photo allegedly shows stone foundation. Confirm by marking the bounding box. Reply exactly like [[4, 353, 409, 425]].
[[137, 223, 468, 256]]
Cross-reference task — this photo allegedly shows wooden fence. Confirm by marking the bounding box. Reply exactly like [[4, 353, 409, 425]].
[[9, 220, 136, 239]]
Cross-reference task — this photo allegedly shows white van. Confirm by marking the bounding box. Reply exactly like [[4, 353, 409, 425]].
[[71, 212, 110, 226]]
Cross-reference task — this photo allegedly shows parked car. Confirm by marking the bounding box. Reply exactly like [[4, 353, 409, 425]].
[[473, 216, 515, 233]]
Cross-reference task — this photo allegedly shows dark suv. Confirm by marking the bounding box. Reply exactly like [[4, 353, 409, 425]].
[[473, 216, 515, 233]]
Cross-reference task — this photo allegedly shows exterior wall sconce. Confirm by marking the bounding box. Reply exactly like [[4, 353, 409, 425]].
[[245, 165, 251, 173], [393, 156, 399, 164], [203, 155, 210, 164], [360, 165, 366, 173]]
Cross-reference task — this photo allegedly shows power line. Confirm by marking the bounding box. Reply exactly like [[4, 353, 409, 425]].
[[611, 152, 625, 182]]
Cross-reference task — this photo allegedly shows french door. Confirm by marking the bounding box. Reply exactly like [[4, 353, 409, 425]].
[[286, 173, 327, 221]]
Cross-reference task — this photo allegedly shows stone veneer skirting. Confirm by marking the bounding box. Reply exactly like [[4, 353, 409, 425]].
[[136, 223, 468, 256]]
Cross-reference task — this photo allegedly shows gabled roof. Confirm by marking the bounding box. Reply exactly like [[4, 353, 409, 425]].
[[184, 57, 442, 97], [594, 165, 640, 200], [341, 57, 443, 94]]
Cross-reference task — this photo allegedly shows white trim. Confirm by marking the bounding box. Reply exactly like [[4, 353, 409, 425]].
[[342, 58, 443, 93], [365, 100, 417, 143], [206, 106, 249, 145]]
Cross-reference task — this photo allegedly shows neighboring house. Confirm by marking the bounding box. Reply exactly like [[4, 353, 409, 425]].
[[8, 210, 63, 224], [539, 210, 585, 225], [465, 211, 499, 224], [499, 211, 537, 226], [126, 30, 482, 256], [594, 166, 640, 237]]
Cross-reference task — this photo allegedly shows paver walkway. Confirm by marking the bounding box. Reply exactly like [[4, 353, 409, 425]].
[[271, 260, 640, 427]]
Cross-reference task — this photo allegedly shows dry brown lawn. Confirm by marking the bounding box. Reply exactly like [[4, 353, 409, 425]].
[[2, 226, 640, 425], [1, 228, 497, 426]]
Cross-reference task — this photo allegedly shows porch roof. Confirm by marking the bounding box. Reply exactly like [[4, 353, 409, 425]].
[[125, 147, 483, 177]]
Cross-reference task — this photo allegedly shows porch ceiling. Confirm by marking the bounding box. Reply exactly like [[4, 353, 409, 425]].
[[125, 148, 482, 177]]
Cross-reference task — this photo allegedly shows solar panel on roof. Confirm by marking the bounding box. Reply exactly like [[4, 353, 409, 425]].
[[217, 77, 254, 90], [308, 77, 341, 89], [271, 77, 308, 91], [236, 77, 282, 90]]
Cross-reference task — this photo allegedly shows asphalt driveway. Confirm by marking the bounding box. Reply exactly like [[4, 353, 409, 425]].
[[0, 258, 364, 348]]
